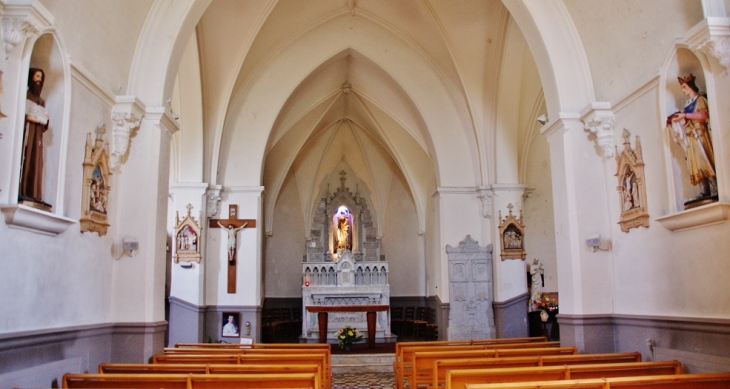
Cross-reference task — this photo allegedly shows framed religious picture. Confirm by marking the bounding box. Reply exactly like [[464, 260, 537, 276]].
[[498, 203, 526, 260], [174, 203, 203, 263], [615, 129, 649, 232], [80, 125, 111, 236], [221, 312, 240, 338]]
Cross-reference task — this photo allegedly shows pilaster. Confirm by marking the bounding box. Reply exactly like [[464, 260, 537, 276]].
[[491, 184, 529, 303], [169, 183, 208, 306], [111, 108, 176, 329], [543, 116, 615, 347]]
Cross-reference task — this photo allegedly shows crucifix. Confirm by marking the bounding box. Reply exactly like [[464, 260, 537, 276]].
[[209, 204, 256, 293]]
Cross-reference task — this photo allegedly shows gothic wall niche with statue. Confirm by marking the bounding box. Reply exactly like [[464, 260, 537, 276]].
[[306, 171, 380, 262], [615, 129, 649, 232]]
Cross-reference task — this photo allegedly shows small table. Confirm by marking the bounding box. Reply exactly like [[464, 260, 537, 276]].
[[305, 304, 389, 348]]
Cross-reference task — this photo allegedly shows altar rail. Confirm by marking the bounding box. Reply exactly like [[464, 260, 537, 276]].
[[303, 263, 389, 286]]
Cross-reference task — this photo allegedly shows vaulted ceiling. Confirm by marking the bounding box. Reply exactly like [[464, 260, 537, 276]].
[[188, 0, 515, 235]]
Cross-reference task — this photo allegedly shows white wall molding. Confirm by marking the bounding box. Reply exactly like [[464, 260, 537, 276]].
[[70, 61, 116, 108]]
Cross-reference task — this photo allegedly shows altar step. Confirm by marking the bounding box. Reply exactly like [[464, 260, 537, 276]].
[[332, 353, 395, 374]]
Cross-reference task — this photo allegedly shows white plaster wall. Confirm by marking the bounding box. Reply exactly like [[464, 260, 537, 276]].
[[264, 171, 306, 298], [523, 133, 557, 293], [38, 0, 153, 95], [564, 0, 704, 102], [0, 73, 116, 333], [436, 190, 484, 302], [381, 171, 424, 297], [607, 83, 730, 318]]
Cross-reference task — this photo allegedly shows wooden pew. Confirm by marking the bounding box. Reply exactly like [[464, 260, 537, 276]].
[[171, 342, 330, 350], [408, 350, 499, 389], [395, 337, 547, 365], [397, 345, 574, 389], [407, 347, 575, 389], [63, 372, 319, 389], [152, 354, 240, 364], [396, 343, 556, 378], [494, 346, 577, 357], [164, 344, 331, 353], [463, 372, 730, 389], [63, 373, 190, 388], [395, 345, 486, 389], [237, 353, 331, 389], [97, 362, 322, 379], [431, 353, 642, 389], [189, 373, 319, 389], [446, 361, 682, 389], [540, 352, 642, 365], [98, 363, 208, 374]]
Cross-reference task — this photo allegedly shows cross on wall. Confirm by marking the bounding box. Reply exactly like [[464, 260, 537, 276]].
[[209, 205, 256, 294]]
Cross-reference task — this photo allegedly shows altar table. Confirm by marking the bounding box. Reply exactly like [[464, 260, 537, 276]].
[[305, 304, 389, 348]]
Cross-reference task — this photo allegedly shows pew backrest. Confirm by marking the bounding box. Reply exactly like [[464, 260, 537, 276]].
[[463, 372, 730, 389], [63, 373, 190, 389], [409, 350, 499, 388], [152, 354, 240, 364], [98, 363, 208, 374], [494, 346, 577, 357], [446, 362, 682, 389], [189, 372, 319, 389], [433, 357, 543, 389], [539, 352, 641, 365], [64, 372, 320, 389]]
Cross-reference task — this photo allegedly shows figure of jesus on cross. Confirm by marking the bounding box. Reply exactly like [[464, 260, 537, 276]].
[[209, 204, 256, 293], [217, 221, 247, 264]]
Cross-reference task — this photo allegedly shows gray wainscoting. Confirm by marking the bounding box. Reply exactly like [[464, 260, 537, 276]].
[[558, 313, 730, 373], [492, 293, 529, 338], [0, 321, 166, 389], [168, 296, 205, 345]]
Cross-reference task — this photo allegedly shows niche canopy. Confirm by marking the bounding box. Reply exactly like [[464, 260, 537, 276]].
[[498, 203, 526, 260]]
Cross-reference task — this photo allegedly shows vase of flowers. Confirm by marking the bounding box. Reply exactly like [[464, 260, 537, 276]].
[[532, 292, 558, 315], [335, 324, 363, 350]]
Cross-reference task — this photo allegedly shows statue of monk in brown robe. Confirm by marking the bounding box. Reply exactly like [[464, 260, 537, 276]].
[[19, 68, 50, 204]]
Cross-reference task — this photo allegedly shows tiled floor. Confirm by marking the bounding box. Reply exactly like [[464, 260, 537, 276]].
[[332, 372, 395, 389]]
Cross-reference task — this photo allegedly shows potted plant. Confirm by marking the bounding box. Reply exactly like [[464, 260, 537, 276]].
[[335, 324, 363, 350]]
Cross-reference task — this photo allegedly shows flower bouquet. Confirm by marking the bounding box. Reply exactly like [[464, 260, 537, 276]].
[[335, 324, 363, 350], [532, 292, 558, 312]]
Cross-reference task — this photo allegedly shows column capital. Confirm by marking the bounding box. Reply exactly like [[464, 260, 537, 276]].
[[582, 102, 615, 158], [110, 96, 145, 171], [0, 0, 53, 54], [686, 17, 730, 69]]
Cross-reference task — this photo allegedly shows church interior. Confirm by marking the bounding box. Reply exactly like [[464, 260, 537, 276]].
[[1, 0, 730, 387]]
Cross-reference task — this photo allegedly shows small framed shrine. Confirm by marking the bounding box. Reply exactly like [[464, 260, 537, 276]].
[[174, 203, 203, 263], [615, 129, 649, 232], [80, 125, 111, 236], [499, 203, 526, 260]]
